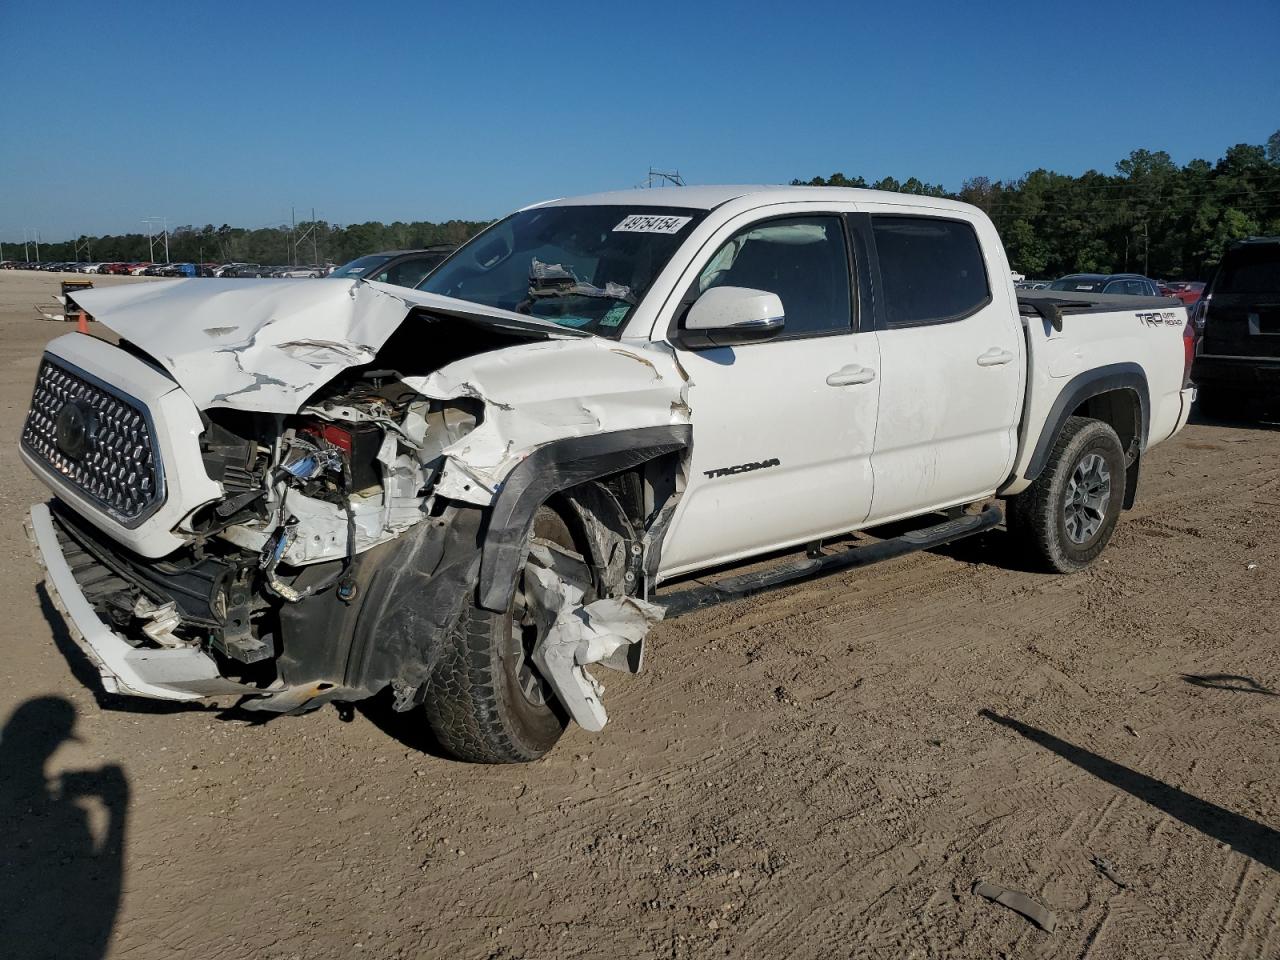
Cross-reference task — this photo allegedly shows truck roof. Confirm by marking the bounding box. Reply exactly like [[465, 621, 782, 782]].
[[534, 184, 978, 215]]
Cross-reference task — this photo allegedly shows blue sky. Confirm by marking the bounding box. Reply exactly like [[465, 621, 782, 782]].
[[1, 0, 1277, 242]]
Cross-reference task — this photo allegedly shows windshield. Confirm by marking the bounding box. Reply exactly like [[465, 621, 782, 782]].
[[1216, 246, 1280, 295], [419, 205, 705, 337], [1049, 276, 1106, 292], [330, 254, 395, 279]]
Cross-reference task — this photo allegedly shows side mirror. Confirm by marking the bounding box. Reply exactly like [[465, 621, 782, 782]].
[[677, 286, 785, 349]]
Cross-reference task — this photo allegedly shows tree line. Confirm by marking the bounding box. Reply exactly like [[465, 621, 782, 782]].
[[12, 132, 1279, 281], [11, 218, 489, 269], [795, 131, 1280, 280]]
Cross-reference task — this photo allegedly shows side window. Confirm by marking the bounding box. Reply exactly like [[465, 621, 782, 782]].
[[694, 215, 852, 337], [1102, 280, 1126, 295], [383, 257, 441, 288], [872, 216, 990, 326]]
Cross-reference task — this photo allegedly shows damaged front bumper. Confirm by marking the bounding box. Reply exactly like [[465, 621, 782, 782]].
[[27, 502, 257, 700]]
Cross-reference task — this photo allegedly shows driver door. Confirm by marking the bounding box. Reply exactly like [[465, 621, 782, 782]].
[[656, 211, 881, 578]]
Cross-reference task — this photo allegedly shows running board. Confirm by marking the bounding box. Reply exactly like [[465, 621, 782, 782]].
[[657, 504, 1003, 619]]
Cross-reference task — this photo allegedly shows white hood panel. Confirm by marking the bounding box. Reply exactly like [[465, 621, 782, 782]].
[[70, 278, 578, 413]]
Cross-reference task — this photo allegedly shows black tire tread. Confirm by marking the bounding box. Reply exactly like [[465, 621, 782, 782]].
[[1007, 416, 1124, 574], [423, 508, 579, 764], [423, 599, 562, 764]]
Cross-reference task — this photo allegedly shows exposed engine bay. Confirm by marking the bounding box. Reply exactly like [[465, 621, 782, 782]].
[[198, 373, 484, 594]]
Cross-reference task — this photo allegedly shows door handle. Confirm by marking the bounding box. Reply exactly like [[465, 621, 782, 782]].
[[976, 347, 1015, 367], [826, 365, 876, 386]]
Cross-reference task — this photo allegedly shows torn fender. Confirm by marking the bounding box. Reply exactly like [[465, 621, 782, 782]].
[[476, 424, 692, 612], [524, 548, 664, 732], [403, 337, 693, 509], [70, 278, 581, 413]]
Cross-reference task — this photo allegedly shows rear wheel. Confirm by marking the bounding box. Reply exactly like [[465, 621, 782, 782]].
[[1007, 416, 1126, 573], [422, 506, 577, 763]]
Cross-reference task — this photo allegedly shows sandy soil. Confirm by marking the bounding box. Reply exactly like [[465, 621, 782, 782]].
[[0, 269, 1277, 960]]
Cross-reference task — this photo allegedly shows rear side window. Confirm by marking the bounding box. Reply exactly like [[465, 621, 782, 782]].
[[872, 216, 990, 326], [1216, 245, 1280, 295], [1103, 279, 1146, 296]]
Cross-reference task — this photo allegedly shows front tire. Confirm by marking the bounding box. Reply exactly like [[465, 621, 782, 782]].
[[422, 507, 576, 763], [1007, 416, 1126, 573]]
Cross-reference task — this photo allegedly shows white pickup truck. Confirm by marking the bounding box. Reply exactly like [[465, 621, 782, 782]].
[[22, 186, 1196, 763]]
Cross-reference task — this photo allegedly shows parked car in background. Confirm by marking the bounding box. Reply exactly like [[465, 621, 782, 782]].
[[1166, 281, 1205, 306], [128, 262, 152, 275], [277, 265, 324, 278], [1192, 237, 1280, 418], [1049, 273, 1164, 296], [329, 246, 455, 288]]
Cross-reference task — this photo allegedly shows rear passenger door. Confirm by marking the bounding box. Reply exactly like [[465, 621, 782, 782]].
[[858, 210, 1024, 523]]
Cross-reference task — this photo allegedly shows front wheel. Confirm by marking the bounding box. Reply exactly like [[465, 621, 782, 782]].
[[1007, 416, 1126, 573], [421, 506, 577, 763]]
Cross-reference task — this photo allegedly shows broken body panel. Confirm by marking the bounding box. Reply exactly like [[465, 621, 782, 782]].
[[26, 276, 690, 722]]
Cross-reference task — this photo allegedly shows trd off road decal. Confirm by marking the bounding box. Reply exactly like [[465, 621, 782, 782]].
[[704, 458, 781, 479], [1136, 311, 1182, 327]]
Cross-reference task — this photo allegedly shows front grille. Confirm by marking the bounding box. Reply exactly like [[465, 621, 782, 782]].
[[22, 357, 165, 526]]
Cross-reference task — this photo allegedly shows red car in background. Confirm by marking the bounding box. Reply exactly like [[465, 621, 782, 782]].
[[1166, 281, 1205, 306]]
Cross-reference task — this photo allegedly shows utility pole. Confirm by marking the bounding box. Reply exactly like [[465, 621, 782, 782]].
[[23, 228, 30, 261], [142, 217, 170, 263], [34, 231, 40, 263], [1142, 219, 1149, 277], [290, 206, 297, 266], [292, 208, 322, 269]]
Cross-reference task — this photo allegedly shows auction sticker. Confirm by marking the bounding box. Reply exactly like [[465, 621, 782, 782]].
[[613, 214, 693, 234]]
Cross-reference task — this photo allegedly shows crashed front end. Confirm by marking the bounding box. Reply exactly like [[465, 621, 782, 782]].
[[22, 279, 688, 723]]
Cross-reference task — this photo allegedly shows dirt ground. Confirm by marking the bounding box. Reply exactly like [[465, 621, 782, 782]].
[[0, 269, 1276, 960]]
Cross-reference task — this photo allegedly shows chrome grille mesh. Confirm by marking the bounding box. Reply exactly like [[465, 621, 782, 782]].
[[21, 357, 163, 525]]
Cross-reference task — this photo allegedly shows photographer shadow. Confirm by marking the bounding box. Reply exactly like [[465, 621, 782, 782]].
[[0, 696, 128, 960]]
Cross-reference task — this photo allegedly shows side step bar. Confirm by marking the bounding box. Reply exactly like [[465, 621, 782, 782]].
[[657, 503, 1003, 619]]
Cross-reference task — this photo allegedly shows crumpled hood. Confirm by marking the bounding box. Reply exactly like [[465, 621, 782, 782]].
[[69, 278, 582, 412]]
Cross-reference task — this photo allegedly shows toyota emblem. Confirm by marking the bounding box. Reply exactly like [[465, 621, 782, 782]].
[[55, 400, 96, 460]]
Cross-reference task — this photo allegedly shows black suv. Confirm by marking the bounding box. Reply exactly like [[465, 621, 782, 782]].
[[1192, 237, 1280, 418], [329, 246, 455, 288]]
